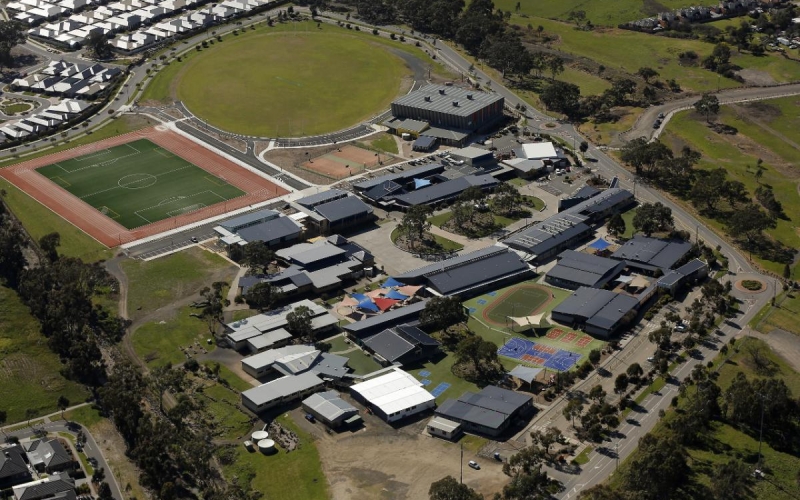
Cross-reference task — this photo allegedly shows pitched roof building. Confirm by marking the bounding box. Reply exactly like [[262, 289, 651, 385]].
[[362, 325, 440, 366], [551, 287, 640, 338], [545, 250, 626, 290], [301, 390, 360, 428], [435, 386, 534, 437], [0, 445, 32, 489], [350, 369, 435, 423]]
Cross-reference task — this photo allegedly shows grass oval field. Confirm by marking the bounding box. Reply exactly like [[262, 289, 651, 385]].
[[177, 31, 411, 137]]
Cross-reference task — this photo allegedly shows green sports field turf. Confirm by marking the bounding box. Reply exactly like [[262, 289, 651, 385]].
[[485, 286, 551, 325], [176, 27, 410, 137], [35, 139, 244, 230]]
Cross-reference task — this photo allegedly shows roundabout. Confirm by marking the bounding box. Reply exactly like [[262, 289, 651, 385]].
[[175, 25, 412, 137]]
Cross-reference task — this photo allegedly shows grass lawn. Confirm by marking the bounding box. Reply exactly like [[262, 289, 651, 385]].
[[36, 139, 244, 230], [754, 292, 800, 336], [202, 361, 254, 392], [427, 211, 453, 228], [406, 353, 481, 404], [63, 405, 104, 428], [3, 103, 33, 114], [459, 434, 489, 453], [390, 226, 464, 252], [197, 382, 253, 440], [131, 306, 214, 368], [662, 106, 800, 277], [508, 17, 800, 93], [620, 206, 638, 239], [366, 133, 399, 154], [572, 446, 593, 465], [509, 178, 529, 187], [559, 66, 612, 96], [122, 247, 237, 320], [231, 309, 258, 322], [495, 0, 702, 26], [0, 180, 114, 262], [340, 348, 382, 375], [522, 195, 545, 212], [578, 106, 641, 146], [0, 286, 89, 424], [715, 337, 800, 396], [175, 25, 409, 137], [223, 414, 328, 500], [325, 334, 352, 353]]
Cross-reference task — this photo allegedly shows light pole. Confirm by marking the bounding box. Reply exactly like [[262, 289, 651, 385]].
[[757, 394, 767, 470]]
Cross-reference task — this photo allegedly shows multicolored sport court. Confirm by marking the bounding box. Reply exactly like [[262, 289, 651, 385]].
[[498, 338, 581, 371]]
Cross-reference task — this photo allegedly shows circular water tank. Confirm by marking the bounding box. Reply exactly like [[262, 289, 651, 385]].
[[251, 430, 269, 441], [257, 439, 275, 453]]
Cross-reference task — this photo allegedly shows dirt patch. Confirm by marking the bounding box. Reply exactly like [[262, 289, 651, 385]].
[[308, 412, 509, 499], [89, 419, 148, 499], [741, 101, 784, 121], [735, 69, 777, 87]]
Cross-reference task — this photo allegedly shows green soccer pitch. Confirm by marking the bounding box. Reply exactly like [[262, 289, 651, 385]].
[[35, 139, 245, 230]]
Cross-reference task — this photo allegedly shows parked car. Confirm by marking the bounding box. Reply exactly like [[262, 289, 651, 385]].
[[468, 460, 480, 470], [190, 236, 198, 243], [658, 112, 665, 119], [675, 324, 688, 332], [304, 413, 316, 423]]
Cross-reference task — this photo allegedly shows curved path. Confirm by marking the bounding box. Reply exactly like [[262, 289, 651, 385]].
[[623, 82, 800, 143], [0, 92, 52, 120]]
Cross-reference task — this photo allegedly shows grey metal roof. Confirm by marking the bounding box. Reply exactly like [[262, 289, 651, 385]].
[[363, 330, 415, 363], [657, 271, 683, 287], [396, 246, 506, 280], [384, 117, 429, 133], [392, 84, 503, 118], [426, 250, 530, 295], [344, 300, 429, 335], [354, 164, 444, 191], [436, 398, 507, 429], [302, 390, 358, 422], [288, 243, 346, 266], [611, 236, 692, 270], [393, 174, 499, 207], [505, 187, 633, 257], [235, 216, 302, 244], [296, 189, 348, 208], [396, 325, 439, 346], [242, 372, 324, 406], [14, 475, 75, 500], [219, 209, 278, 231], [553, 287, 638, 330], [246, 328, 292, 350], [413, 136, 437, 149], [421, 127, 470, 141], [0, 445, 28, 480], [569, 185, 601, 201], [24, 439, 71, 469], [362, 180, 405, 202], [675, 259, 707, 276], [313, 196, 373, 223], [451, 146, 492, 159], [547, 250, 625, 288]]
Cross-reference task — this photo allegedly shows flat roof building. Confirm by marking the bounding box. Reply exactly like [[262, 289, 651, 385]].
[[545, 250, 626, 290], [389, 84, 504, 134], [448, 146, 495, 167], [426, 416, 462, 440], [435, 386, 533, 437], [551, 287, 640, 338], [214, 209, 303, 249], [292, 190, 374, 235], [611, 236, 693, 273], [350, 369, 435, 423], [394, 246, 532, 298], [241, 372, 324, 413]]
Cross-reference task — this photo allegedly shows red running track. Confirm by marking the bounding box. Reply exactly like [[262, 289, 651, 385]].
[[0, 127, 288, 247]]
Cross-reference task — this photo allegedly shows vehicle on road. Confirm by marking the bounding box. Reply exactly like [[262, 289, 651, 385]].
[[468, 460, 480, 470], [190, 236, 198, 243]]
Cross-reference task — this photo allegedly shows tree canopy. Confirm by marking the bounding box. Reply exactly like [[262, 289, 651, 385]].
[[632, 202, 674, 237]]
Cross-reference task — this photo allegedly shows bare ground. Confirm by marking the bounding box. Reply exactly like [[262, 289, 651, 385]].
[[89, 418, 149, 499], [290, 407, 508, 500]]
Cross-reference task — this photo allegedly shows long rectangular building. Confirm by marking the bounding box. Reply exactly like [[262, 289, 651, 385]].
[[350, 369, 435, 423], [390, 84, 504, 132], [551, 287, 639, 338]]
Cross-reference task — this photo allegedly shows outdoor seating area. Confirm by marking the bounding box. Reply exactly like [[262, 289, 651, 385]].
[[334, 277, 423, 322]]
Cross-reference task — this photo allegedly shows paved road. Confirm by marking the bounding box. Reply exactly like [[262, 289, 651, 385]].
[[5, 410, 124, 500], [625, 82, 800, 143]]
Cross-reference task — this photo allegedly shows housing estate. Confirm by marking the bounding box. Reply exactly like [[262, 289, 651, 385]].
[[0, 99, 91, 142], [12, 474, 75, 500], [0, 445, 32, 489], [23, 439, 74, 474]]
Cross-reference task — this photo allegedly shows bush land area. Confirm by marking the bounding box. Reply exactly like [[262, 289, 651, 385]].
[[0, 285, 89, 424]]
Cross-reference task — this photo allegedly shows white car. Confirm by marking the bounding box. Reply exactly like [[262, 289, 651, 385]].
[[555, 169, 564, 176], [468, 460, 480, 470]]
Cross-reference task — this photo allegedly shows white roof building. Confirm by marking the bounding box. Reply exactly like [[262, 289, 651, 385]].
[[519, 142, 559, 160], [350, 369, 435, 422]]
